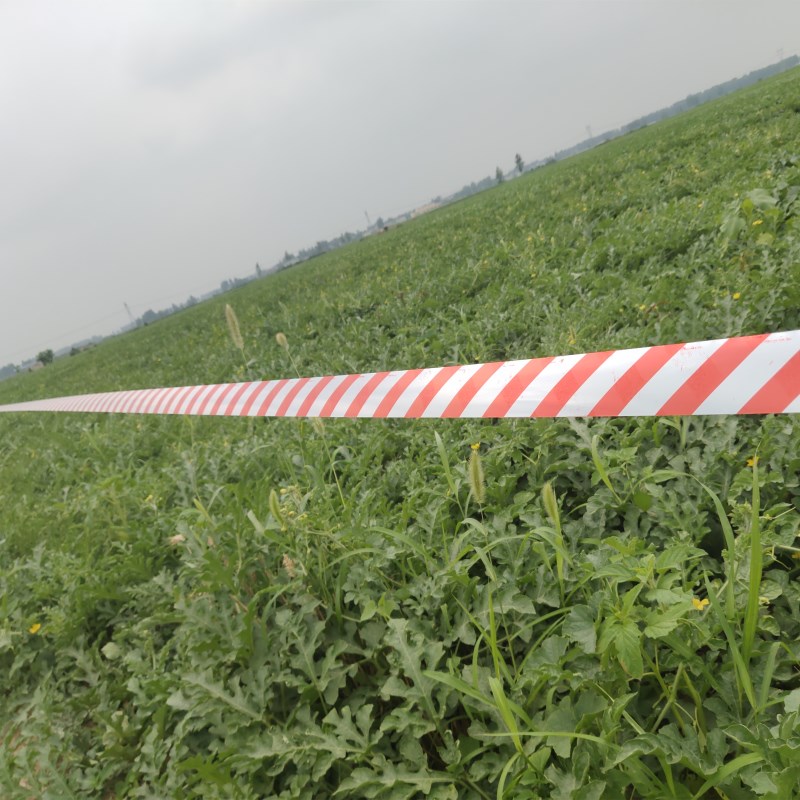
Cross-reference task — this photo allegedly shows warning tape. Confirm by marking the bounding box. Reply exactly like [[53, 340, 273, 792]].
[[0, 331, 797, 418]]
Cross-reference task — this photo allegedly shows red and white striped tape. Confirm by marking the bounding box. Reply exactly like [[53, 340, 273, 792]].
[[1, 331, 797, 418]]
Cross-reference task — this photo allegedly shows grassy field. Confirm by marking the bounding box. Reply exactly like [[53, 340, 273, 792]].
[[1, 68, 799, 798]]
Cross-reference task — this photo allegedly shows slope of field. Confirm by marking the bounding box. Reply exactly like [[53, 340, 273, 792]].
[[1, 69, 799, 798]]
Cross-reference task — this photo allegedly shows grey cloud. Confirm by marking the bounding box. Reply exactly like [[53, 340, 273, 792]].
[[2, 1, 799, 367]]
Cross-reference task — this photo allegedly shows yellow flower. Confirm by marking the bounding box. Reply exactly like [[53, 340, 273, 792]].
[[28, 623, 42, 634], [747, 456, 758, 468], [567, 326, 577, 345], [692, 597, 709, 611], [639, 304, 647, 311], [732, 292, 741, 300], [752, 219, 763, 226], [470, 442, 481, 451]]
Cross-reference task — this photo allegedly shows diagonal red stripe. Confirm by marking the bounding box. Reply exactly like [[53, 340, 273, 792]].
[[170, 384, 201, 414], [164, 386, 195, 414], [198, 385, 230, 416], [483, 357, 553, 417], [276, 378, 311, 416], [211, 384, 242, 415], [343, 372, 391, 417], [125, 390, 147, 414], [216, 382, 252, 416], [442, 362, 504, 418], [162, 386, 192, 414], [134, 388, 164, 414], [189, 386, 216, 415], [153, 387, 184, 415], [658, 334, 768, 415], [76, 393, 96, 411], [738, 350, 800, 414], [107, 390, 132, 413], [74, 393, 94, 411], [93, 393, 113, 412], [320, 374, 360, 416], [405, 365, 462, 418], [253, 379, 290, 416], [532, 351, 614, 417], [374, 369, 423, 417], [588, 343, 684, 416], [297, 375, 335, 417], [239, 381, 271, 416]]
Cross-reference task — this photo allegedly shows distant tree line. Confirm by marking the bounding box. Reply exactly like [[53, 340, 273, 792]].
[[444, 55, 800, 205], [134, 295, 199, 328], [549, 56, 800, 164], [279, 230, 365, 269]]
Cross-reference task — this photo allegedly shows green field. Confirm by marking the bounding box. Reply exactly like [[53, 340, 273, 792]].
[[1, 68, 799, 798]]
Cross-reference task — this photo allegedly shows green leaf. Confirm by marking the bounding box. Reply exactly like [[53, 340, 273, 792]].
[[643, 603, 690, 638], [632, 490, 652, 511], [615, 619, 644, 678], [562, 604, 597, 654], [383, 618, 443, 723], [654, 543, 704, 571], [785, 688, 800, 714], [746, 188, 778, 209]]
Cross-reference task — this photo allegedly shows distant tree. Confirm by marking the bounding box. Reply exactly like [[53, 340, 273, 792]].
[[375, 217, 384, 229], [515, 153, 524, 174], [37, 349, 54, 365], [70, 347, 80, 357], [255, 262, 263, 277], [495, 167, 504, 184]]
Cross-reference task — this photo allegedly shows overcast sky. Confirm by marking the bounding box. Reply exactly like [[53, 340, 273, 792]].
[[1, 1, 798, 367]]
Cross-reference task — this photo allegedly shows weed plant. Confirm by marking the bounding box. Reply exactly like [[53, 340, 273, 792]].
[[1, 69, 799, 798]]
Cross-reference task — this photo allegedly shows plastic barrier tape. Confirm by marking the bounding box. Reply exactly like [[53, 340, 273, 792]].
[[1, 331, 797, 418]]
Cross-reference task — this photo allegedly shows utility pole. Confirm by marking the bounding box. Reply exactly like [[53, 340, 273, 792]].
[[364, 211, 372, 229], [124, 302, 135, 326]]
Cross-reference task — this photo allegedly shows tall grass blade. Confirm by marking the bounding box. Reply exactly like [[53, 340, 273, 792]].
[[689, 752, 764, 800], [742, 456, 762, 664], [703, 575, 756, 713]]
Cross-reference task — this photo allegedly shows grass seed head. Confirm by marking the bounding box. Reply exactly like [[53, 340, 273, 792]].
[[469, 447, 486, 505], [275, 331, 288, 349], [225, 304, 244, 351], [542, 481, 560, 528], [269, 488, 285, 528], [282, 554, 297, 578]]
